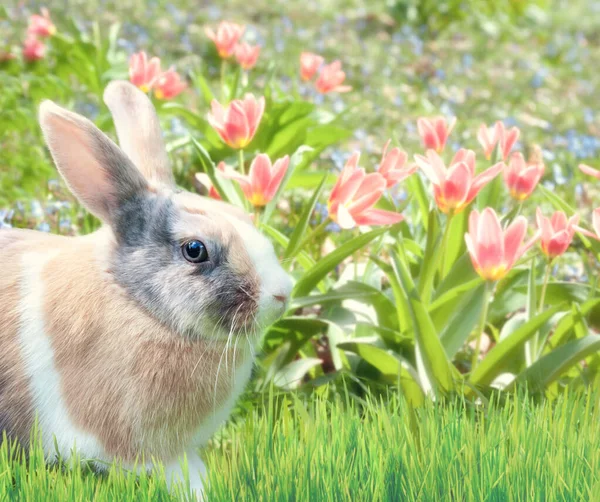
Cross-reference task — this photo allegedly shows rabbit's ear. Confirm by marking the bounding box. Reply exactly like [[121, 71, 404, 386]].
[[39, 100, 148, 224], [103, 80, 174, 186]]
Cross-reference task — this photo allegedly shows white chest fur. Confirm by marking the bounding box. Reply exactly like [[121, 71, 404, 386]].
[[17, 251, 105, 460]]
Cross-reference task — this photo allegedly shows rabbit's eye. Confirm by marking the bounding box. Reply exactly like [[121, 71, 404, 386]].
[[182, 240, 209, 263]]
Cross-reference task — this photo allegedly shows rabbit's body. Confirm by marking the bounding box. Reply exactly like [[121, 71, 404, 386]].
[[0, 81, 292, 497], [0, 228, 253, 462]]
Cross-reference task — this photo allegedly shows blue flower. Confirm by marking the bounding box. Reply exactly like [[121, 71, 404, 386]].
[[325, 222, 341, 233], [0, 209, 13, 229]]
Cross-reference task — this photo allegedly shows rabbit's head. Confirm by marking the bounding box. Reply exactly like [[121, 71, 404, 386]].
[[39, 81, 292, 340]]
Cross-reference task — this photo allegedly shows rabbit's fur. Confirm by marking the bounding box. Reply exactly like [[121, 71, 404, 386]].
[[0, 81, 292, 496]]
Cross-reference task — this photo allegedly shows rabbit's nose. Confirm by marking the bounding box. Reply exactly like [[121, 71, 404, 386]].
[[273, 294, 288, 304]]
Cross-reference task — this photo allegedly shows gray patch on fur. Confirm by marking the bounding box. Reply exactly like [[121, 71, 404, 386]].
[[111, 193, 259, 339], [89, 128, 148, 218]]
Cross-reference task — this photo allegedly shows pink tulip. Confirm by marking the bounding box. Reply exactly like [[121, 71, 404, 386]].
[[205, 21, 245, 59], [219, 154, 289, 207], [315, 61, 352, 94], [129, 52, 161, 92], [22, 36, 46, 62], [465, 208, 536, 281], [477, 123, 497, 160], [300, 52, 324, 81], [207, 94, 265, 149], [235, 42, 260, 70], [575, 208, 600, 241], [536, 208, 579, 260], [27, 8, 56, 38], [504, 152, 544, 201], [414, 149, 504, 214], [194, 172, 222, 201], [477, 121, 520, 161], [378, 140, 416, 188], [153, 69, 187, 100], [327, 153, 404, 229], [417, 116, 456, 153], [497, 122, 520, 161], [579, 164, 600, 180]]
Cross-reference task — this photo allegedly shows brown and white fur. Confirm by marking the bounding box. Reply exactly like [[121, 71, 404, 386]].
[[0, 81, 292, 496]]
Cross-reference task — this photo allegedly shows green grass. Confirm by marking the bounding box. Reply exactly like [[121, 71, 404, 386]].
[[1, 391, 599, 501]]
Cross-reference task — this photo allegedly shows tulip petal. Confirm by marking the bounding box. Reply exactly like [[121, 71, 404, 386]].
[[550, 211, 568, 232], [225, 101, 251, 147], [337, 204, 357, 229], [330, 155, 365, 206], [466, 162, 504, 204], [441, 162, 471, 208], [249, 154, 272, 198], [417, 119, 440, 151], [243, 95, 265, 138], [593, 208, 600, 237], [579, 164, 600, 180], [504, 216, 528, 268], [353, 208, 404, 227], [265, 156, 290, 199], [476, 208, 504, 271], [464, 233, 483, 277]]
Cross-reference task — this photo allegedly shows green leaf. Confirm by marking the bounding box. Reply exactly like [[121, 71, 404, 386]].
[[434, 252, 479, 300], [260, 224, 318, 273], [304, 124, 352, 152], [445, 211, 468, 273], [392, 249, 456, 393], [370, 256, 412, 335], [262, 146, 313, 225], [286, 171, 337, 190], [190, 137, 237, 204], [524, 258, 538, 365], [469, 304, 564, 389], [291, 281, 398, 331], [406, 174, 430, 231], [439, 282, 486, 358], [513, 334, 600, 392], [337, 341, 424, 406], [293, 227, 390, 298], [191, 68, 215, 105], [273, 358, 323, 390], [417, 210, 441, 302], [549, 298, 600, 348], [263, 317, 327, 364], [539, 184, 576, 214], [283, 174, 328, 260]]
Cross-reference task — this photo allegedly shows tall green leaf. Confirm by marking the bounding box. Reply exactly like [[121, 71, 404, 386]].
[[293, 227, 390, 298], [439, 282, 486, 358], [391, 249, 456, 393], [262, 146, 313, 225], [337, 341, 425, 406], [417, 210, 441, 302], [283, 174, 328, 260], [513, 334, 600, 392], [190, 137, 241, 204], [469, 304, 564, 389]]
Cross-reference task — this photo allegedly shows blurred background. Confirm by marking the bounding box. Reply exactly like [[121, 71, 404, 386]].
[[1, 0, 599, 214]]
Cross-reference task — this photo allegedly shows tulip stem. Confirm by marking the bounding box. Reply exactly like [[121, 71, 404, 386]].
[[533, 262, 553, 358], [472, 280, 492, 371], [538, 262, 552, 313], [239, 149, 245, 175], [220, 59, 227, 101], [439, 212, 454, 280], [254, 207, 262, 228]]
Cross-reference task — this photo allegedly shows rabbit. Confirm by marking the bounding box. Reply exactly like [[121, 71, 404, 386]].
[[0, 80, 293, 497]]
